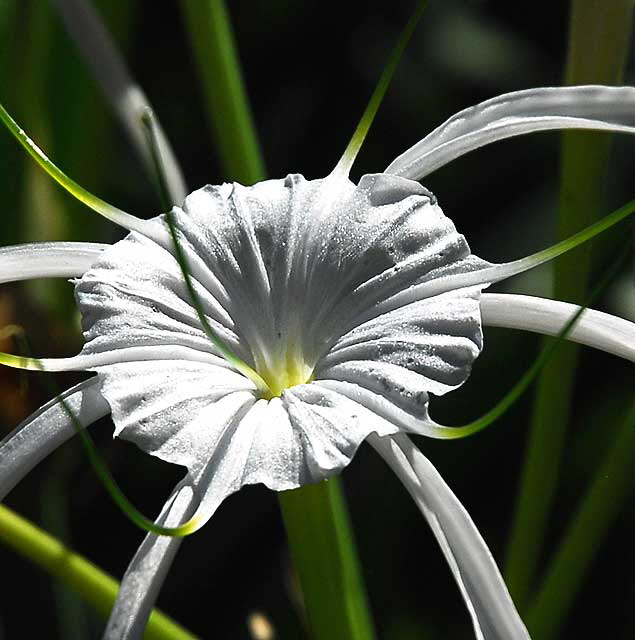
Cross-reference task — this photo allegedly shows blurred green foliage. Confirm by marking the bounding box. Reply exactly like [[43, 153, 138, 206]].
[[0, 1, 633, 639]]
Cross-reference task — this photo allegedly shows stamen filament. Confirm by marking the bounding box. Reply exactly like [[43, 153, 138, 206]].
[[165, 211, 273, 397], [374, 196, 635, 318], [439, 246, 630, 439], [137, 106, 272, 395], [2, 328, 201, 538]]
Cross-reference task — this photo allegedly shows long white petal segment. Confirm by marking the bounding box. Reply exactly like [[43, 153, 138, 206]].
[[103, 479, 198, 640], [386, 86, 635, 180], [0, 242, 107, 283], [0, 345, 234, 373], [481, 293, 635, 362], [0, 378, 109, 500], [51, 0, 187, 206], [369, 433, 529, 640]]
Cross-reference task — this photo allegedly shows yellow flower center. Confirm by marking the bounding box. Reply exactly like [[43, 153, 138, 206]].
[[258, 352, 315, 400]]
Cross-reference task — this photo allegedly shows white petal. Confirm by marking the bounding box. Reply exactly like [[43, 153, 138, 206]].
[[95, 360, 256, 470], [76, 229, 245, 362], [369, 433, 529, 640], [0, 242, 106, 283], [146, 173, 485, 373], [481, 293, 635, 361], [317, 291, 482, 401], [75, 173, 490, 500], [185, 383, 417, 527], [386, 86, 635, 179], [0, 378, 109, 500], [103, 479, 197, 640], [314, 380, 460, 439]]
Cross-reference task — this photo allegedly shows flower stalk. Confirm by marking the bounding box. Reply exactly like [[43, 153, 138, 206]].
[[180, 2, 376, 636], [278, 478, 376, 640]]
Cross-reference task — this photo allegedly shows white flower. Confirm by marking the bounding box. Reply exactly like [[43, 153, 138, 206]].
[[2, 77, 635, 640]]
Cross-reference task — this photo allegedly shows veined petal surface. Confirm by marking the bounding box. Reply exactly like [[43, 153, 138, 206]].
[[75, 173, 485, 506]]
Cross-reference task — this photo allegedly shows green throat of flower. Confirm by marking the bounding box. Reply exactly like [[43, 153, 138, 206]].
[[257, 354, 315, 400]]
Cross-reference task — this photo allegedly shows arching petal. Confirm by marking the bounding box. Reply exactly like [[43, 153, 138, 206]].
[[0, 242, 107, 283], [369, 433, 529, 640], [386, 86, 635, 180], [481, 293, 635, 362], [0, 378, 109, 500], [103, 478, 198, 640], [51, 0, 187, 206]]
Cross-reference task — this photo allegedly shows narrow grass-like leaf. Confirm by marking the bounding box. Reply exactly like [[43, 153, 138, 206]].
[[0, 505, 197, 640], [40, 449, 90, 640], [180, 0, 265, 184], [504, 0, 634, 607], [525, 402, 635, 639], [51, 0, 187, 206], [179, 4, 375, 637]]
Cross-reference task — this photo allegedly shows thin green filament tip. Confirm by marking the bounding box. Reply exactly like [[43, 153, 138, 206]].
[[0, 100, 147, 233], [445, 246, 631, 439], [4, 330, 200, 538], [335, 0, 429, 176], [516, 197, 635, 274], [71, 422, 201, 537], [140, 108, 272, 396], [164, 212, 273, 397]]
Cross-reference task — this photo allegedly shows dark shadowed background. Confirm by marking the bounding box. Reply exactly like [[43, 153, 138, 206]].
[[0, 1, 633, 638]]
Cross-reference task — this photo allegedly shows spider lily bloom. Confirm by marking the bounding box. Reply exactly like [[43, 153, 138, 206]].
[[1, 86, 635, 640]]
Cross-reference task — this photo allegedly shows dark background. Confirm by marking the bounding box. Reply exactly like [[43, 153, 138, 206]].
[[0, 1, 633, 638]]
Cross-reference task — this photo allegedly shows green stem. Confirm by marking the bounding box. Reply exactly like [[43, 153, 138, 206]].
[[279, 477, 376, 640], [525, 402, 635, 639], [0, 504, 197, 640], [504, 0, 633, 607], [180, 0, 265, 184], [180, 3, 374, 636]]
